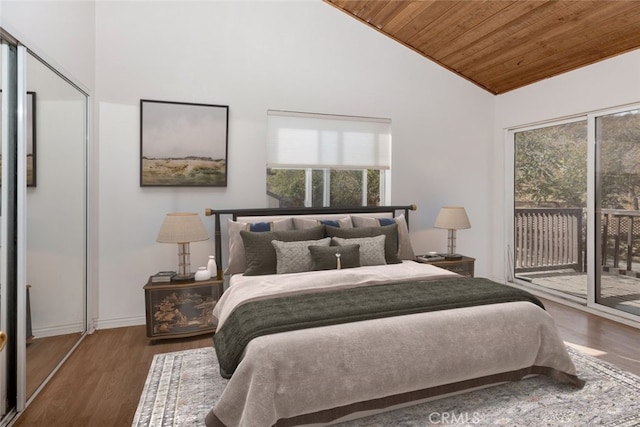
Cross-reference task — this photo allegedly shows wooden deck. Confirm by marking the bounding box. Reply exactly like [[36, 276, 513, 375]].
[[517, 269, 640, 316]]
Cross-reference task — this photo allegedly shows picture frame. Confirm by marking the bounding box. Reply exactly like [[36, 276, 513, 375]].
[[27, 91, 36, 187], [0, 91, 37, 187], [140, 99, 229, 186]]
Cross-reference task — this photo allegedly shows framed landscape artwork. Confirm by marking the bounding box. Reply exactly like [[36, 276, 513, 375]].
[[140, 99, 229, 186], [0, 91, 37, 187]]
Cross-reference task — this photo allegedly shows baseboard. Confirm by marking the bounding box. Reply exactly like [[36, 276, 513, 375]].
[[32, 322, 84, 338], [95, 315, 146, 330]]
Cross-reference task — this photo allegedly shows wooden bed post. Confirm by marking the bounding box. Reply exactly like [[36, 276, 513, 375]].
[[205, 208, 223, 280]]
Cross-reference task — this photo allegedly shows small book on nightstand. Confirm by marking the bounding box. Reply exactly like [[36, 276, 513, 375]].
[[416, 254, 445, 262], [150, 271, 176, 283]]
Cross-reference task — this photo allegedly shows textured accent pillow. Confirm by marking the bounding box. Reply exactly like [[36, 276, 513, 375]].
[[240, 226, 325, 276], [326, 223, 401, 264], [352, 214, 416, 260], [272, 237, 331, 274], [309, 244, 360, 270], [225, 218, 293, 275], [293, 216, 353, 230], [332, 235, 386, 266]]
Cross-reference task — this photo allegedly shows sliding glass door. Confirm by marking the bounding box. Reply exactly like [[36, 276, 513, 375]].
[[595, 108, 640, 317], [511, 106, 640, 321], [513, 119, 588, 300]]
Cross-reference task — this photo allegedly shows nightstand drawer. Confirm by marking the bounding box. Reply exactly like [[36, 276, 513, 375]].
[[444, 262, 474, 277]]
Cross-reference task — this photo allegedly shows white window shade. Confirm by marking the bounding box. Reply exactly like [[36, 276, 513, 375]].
[[267, 110, 391, 170]]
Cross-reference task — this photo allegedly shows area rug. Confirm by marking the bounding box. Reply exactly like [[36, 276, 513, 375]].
[[132, 345, 640, 426]]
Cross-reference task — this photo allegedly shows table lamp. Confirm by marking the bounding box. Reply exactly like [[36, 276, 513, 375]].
[[434, 206, 471, 260], [156, 212, 209, 281]]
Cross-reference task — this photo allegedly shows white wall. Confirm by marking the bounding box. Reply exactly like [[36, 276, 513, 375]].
[[94, 1, 495, 328], [493, 50, 640, 280], [0, 0, 95, 90]]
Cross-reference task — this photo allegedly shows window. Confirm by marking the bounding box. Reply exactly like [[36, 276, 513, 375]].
[[266, 110, 391, 207]]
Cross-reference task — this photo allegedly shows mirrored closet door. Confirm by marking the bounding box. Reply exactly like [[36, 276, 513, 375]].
[[0, 29, 89, 426], [24, 50, 88, 400]]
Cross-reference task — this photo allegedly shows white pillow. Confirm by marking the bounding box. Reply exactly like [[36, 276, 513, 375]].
[[332, 235, 387, 266]]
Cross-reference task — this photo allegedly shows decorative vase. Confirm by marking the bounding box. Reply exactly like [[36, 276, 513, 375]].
[[207, 255, 217, 279], [194, 267, 211, 281]]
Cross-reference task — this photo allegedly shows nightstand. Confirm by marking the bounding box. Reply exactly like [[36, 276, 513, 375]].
[[416, 256, 475, 277], [143, 276, 223, 340]]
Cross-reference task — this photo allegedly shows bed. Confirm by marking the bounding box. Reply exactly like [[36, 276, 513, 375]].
[[203, 205, 583, 427]]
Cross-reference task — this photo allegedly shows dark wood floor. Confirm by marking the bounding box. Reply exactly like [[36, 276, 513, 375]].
[[541, 298, 640, 376], [26, 333, 83, 398], [14, 327, 213, 427], [12, 300, 640, 427]]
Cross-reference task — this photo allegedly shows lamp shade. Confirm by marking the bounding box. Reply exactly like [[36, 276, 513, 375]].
[[434, 206, 471, 230], [156, 212, 209, 243]]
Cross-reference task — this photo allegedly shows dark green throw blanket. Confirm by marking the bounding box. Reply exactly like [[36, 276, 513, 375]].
[[213, 277, 544, 379]]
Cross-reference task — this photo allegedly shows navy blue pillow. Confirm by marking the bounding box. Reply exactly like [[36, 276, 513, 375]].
[[319, 219, 341, 228], [248, 222, 272, 232]]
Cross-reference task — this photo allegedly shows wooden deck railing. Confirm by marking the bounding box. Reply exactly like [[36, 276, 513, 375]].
[[515, 207, 640, 274], [514, 208, 584, 272], [600, 209, 640, 272]]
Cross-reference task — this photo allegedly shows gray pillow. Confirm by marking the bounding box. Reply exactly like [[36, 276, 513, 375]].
[[309, 244, 360, 270], [351, 214, 416, 260], [332, 235, 386, 266], [272, 238, 331, 274], [240, 226, 325, 276], [326, 223, 401, 264], [225, 218, 294, 275]]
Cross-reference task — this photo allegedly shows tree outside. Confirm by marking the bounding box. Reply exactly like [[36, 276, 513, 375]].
[[267, 168, 381, 207], [515, 121, 587, 208], [598, 110, 640, 210], [515, 111, 640, 210]]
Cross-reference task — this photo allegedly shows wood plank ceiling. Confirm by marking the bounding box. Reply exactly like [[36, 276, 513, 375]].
[[324, 0, 640, 94]]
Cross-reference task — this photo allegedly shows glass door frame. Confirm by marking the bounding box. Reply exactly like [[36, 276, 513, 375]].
[[505, 116, 589, 305], [506, 107, 640, 327], [590, 104, 640, 322], [15, 42, 28, 413], [0, 35, 25, 425]]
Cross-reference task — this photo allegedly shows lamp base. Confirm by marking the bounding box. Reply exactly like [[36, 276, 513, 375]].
[[171, 273, 195, 282], [441, 253, 463, 260]]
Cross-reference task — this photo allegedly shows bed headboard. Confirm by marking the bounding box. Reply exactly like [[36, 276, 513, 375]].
[[204, 204, 417, 280]]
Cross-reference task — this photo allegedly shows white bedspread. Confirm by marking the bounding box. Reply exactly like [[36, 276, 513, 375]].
[[206, 263, 581, 427]]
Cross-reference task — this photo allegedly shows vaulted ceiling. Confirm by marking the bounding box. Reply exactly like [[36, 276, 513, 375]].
[[325, 0, 640, 94]]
